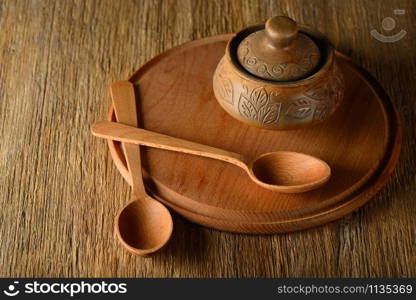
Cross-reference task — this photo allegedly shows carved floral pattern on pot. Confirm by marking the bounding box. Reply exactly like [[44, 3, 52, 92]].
[[234, 62, 344, 126], [216, 74, 234, 105], [213, 59, 234, 105], [304, 63, 344, 107], [284, 63, 343, 122], [285, 98, 315, 119], [238, 86, 281, 125], [313, 103, 330, 122], [284, 98, 329, 122]]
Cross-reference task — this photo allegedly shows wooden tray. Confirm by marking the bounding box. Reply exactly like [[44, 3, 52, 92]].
[[107, 34, 401, 233]]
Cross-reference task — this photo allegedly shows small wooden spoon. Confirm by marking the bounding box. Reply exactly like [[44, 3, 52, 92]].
[[110, 81, 173, 256], [92, 120, 331, 193]]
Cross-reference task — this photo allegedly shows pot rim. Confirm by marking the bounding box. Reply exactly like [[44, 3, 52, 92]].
[[226, 23, 335, 87]]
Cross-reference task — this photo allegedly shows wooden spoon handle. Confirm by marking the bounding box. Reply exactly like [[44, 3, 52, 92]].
[[110, 81, 146, 198], [91, 120, 247, 169], [111, 81, 138, 127]]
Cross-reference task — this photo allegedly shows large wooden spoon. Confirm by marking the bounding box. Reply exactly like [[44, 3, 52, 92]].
[[92, 120, 331, 193], [110, 81, 173, 256]]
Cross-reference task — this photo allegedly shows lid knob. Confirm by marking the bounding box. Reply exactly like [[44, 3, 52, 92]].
[[236, 16, 321, 81], [265, 16, 298, 49]]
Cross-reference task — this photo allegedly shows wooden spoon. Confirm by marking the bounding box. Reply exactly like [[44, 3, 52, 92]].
[[92, 120, 331, 193], [110, 81, 173, 256]]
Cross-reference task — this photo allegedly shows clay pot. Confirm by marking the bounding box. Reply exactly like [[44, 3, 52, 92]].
[[213, 16, 344, 130]]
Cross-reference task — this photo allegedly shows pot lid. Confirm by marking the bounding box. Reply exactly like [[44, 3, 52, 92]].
[[237, 16, 321, 81]]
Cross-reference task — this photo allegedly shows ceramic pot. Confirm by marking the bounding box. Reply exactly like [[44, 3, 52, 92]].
[[213, 16, 344, 130]]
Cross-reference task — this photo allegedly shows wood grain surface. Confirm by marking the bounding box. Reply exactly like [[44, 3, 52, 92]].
[[0, 0, 414, 277]]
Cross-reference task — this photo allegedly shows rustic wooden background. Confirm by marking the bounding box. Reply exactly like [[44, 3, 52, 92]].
[[0, 0, 414, 277]]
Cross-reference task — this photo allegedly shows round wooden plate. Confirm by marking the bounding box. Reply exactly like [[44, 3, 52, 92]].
[[107, 34, 401, 233]]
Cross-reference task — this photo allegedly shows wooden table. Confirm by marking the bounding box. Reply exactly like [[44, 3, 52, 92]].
[[0, 0, 414, 277]]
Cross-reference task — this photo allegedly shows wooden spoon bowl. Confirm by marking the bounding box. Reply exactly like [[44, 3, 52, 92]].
[[116, 198, 173, 254], [249, 151, 331, 192]]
